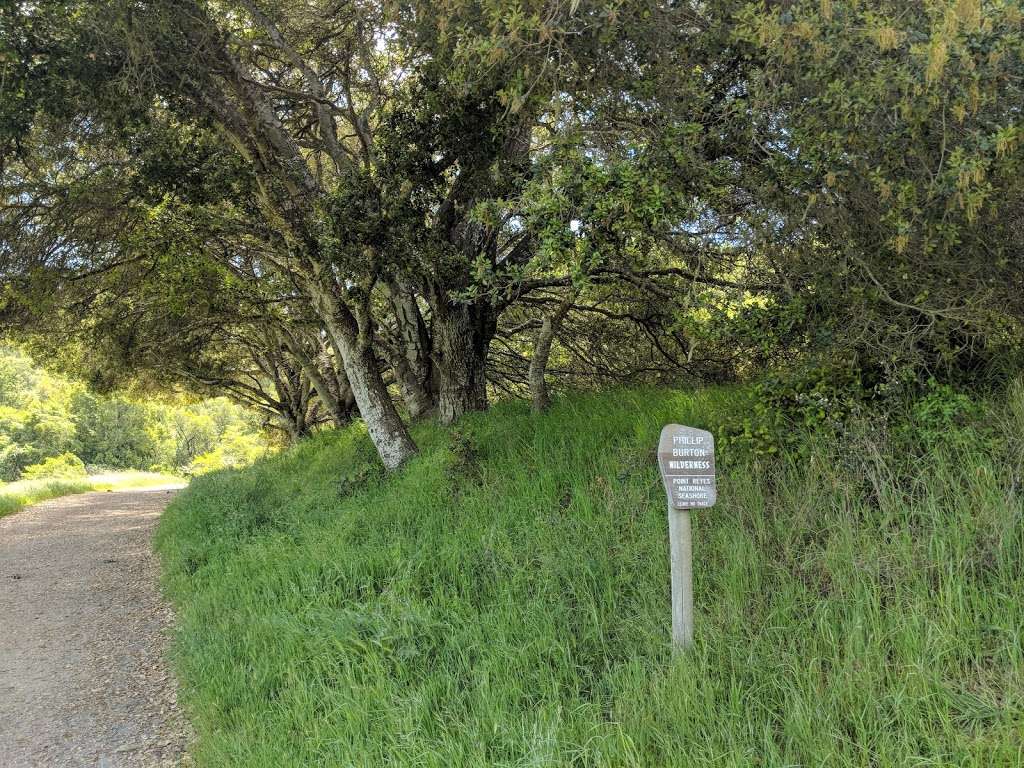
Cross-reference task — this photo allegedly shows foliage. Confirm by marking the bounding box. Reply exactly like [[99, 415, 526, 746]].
[[903, 378, 984, 447], [157, 385, 1023, 767], [739, 0, 1024, 378], [717, 360, 998, 467], [0, 347, 78, 478], [717, 359, 885, 460], [20, 451, 86, 480], [71, 392, 164, 470], [0, 346, 270, 480], [2, 2, 1024, 468], [187, 425, 270, 476], [1, 0, 771, 467]]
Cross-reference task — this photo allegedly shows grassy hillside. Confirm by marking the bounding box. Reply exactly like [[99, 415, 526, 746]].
[[156, 387, 1023, 767], [0, 471, 184, 518]]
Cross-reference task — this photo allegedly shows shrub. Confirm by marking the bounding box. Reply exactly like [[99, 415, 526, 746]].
[[717, 360, 887, 462], [186, 425, 268, 475], [20, 452, 88, 480]]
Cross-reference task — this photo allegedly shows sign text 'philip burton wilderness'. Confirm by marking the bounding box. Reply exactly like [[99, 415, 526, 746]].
[[657, 424, 717, 509]]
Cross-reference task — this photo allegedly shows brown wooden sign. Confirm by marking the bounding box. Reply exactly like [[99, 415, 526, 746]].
[[657, 424, 716, 509]]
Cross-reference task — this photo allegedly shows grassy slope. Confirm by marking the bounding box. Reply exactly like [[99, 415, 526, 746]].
[[157, 388, 1023, 768], [0, 471, 184, 518]]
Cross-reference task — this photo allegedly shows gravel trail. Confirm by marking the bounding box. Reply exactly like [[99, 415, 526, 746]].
[[0, 488, 191, 767]]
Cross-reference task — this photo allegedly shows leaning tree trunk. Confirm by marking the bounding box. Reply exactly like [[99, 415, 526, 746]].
[[385, 280, 437, 419], [321, 328, 358, 415], [310, 282, 418, 470], [528, 295, 574, 412], [280, 328, 353, 427], [337, 338, 418, 469], [388, 348, 436, 422], [432, 301, 495, 425], [272, 374, 314, 443], [255, 345, 316, 443]]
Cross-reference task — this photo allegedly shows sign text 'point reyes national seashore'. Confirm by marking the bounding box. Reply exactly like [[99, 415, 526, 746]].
[[657, 425, 717, 510]]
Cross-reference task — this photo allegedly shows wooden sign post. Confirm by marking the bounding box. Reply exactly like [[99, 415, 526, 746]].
[[657, 424, 716, 651]]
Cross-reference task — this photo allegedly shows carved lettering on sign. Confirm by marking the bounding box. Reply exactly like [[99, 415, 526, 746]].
[[657, 424, 717, 509]]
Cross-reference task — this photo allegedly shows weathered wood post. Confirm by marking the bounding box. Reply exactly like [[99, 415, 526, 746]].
[[657, 425, 717, 651]]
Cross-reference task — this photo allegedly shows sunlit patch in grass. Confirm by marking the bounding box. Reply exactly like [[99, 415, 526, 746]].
[[0, 472, 185, 518]]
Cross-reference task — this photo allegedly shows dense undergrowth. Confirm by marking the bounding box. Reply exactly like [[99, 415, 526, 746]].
[[156, 386, 1024, 767]]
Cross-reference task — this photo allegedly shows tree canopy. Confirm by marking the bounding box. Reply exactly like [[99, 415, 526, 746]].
[[2, 0, 1022, 469]]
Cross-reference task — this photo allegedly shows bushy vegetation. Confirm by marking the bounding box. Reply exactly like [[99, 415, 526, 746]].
[[19, 451, 86, 480], [157, 386, 1023, 767], [0, 346, 269, 481]]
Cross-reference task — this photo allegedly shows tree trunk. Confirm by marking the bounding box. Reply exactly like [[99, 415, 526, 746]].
[[322, 329, 358, 414], [529, 296, 574, 412], [300, 353, 350, 426], [385, 280, 437, 419], [286, 403, 311, 442], [255, 345, 315, 443], [310, 282, 418, 470], [281, 329, 353, 427], [273, 385, 313, 444], [388, 348, 436, 421], [336, 336, 418, 469], [433, 301, 495, 425]]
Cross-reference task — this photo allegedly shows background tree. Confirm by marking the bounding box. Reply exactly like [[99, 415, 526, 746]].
[[738, 0, 1024, 388], [5, 0, 1024, 473]]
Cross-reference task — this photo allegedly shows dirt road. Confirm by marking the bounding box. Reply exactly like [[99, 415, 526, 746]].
[[0, 488, 191, 767]]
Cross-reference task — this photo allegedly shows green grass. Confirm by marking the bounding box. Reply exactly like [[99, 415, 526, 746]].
[[0, 471, 184, 518], [156, 387, 1024, 767]]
